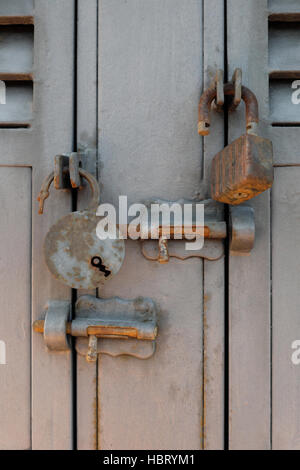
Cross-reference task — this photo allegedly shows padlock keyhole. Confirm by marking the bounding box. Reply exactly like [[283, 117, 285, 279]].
[[91, 256, 111, 278]]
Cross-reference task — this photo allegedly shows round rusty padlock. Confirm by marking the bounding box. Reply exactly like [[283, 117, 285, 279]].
[[38, 168, 125, 290]]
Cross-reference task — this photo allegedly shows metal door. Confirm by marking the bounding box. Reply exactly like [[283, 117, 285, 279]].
[[75, 0, 225, 450], [0, 0, 225, 450], [228, 0, 300, 450], [0, 0, 75, 450], [1, 0, 278, 450]]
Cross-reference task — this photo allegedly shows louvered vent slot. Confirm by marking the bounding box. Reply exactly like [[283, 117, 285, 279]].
[[0, 0, 34, 129], [0, 81, 33, 128], [269, 7, 300, 126]]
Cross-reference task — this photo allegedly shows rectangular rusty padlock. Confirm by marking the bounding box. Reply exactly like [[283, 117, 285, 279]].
[[211, 132, 273, 205], [199, 82, 274, 205]]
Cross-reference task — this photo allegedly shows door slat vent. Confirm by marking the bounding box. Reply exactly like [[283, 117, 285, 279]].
[[268, 14, 300, 126], [0, 22, 34, 129]]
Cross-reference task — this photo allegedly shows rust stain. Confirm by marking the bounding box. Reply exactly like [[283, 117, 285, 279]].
[[0, 16, 34, 25], [0, 72, 33, 81]]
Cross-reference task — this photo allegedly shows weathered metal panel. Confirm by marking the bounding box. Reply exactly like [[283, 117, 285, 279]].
[[97, 0, 205, 450], [269, 22, 300, 74], [272, 168, 300, 450], [203, 0, 225, 450], [270, 79, 300, 124], [227, 0, 271, 450], [31, 0, 75, 449], [0, 167, 31, 450], [0, 82, 33, 124], [0, 0, 33, 16], [269, 0, 300, 14], [76, 0, 98, 451], [0, 0, 75, 450], [0, 25, 33, 74]]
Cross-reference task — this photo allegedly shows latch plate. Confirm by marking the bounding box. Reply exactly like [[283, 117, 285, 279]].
[[34, 295, 158, 362]]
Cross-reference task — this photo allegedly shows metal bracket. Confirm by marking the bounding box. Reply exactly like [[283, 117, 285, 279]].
[[33, 295, 158, 363], [127, 198, 255, 262], [200, 68, 243, 124], [212, 69, 224, 113], [229, 68, 242, 112], [229, 205, 255, 256], [54, 152, 82, 190]]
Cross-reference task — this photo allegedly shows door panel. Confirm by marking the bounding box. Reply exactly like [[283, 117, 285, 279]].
[[0, 0, 227, 450], [31, 0, 75, 450], [228, 0, 300, 450], [75, 0, 225, 450], [0, 167, 31, 450], [76, 0, 98, 451], [272, 169, 300, 450], [227, 0, 271, 450], [0, 0, 75, 450], [98, 0, 204, 450], [0, 0, 34, 16]]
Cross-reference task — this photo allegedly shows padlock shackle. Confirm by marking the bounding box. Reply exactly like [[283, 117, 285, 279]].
[[38, 168, 100, 214], [198, 82, 259, 136]]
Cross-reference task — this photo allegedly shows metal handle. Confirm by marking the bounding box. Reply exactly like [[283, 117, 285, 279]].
[[198, 82, 259, 136], [37, 168, 100, 214]]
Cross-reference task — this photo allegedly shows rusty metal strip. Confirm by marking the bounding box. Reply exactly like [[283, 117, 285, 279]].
[[269, 13, 300, 22], [269, 70, 300, 79], [0, 73, 33, 81], [0, 16, 34, 25]]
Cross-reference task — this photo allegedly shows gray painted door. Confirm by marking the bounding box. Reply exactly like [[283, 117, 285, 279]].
[[228, 0, 300, 450], [76, 0, 225, 450], [5, 0, 300, 452], [0, 0, 75, 450], [0, 0, 225, 450]]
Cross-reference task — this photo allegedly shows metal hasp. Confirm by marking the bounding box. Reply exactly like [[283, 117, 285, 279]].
[[54, 153, 82, 190], [33, 295, 158, 363], [198, 71, 274, 206]]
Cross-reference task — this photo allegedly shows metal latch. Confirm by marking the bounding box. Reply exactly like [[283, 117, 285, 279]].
[[33, 295, 158, 363], [134, 199, 255, 262]]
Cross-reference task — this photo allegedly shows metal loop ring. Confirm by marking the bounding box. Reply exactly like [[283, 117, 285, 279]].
[[38, 168, 100, 214]]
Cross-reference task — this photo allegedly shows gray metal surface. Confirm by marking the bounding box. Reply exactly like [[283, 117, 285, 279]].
[[270, 79, 300, 124], [272, 168, 300, 449], [0, 82, 33, 124], [229, 206, 255, 255], [35, 295, 158, 362], [0, 1, 33, 16], [269, 0, 300, 14], [32, 0, 75, 449], [202, 0, 225, 449], [0, 167, 31, 450], [73, 295, 157, 340], [0, 0, 76, 450], [228, 0, 271, 450], [44, 211, 125, 290], [75, 295, 158, 361], [269, 22, 300, 73], [97, 0, 206, 450], [76, 0, 99, 450], [43, 300, 71, 352], [40, 168, 125, 290], [0, 25, 33, 74]]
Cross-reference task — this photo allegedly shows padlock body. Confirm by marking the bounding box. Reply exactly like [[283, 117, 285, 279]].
[[44, 211, 125, 290], [211, 134, 273, 205]]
